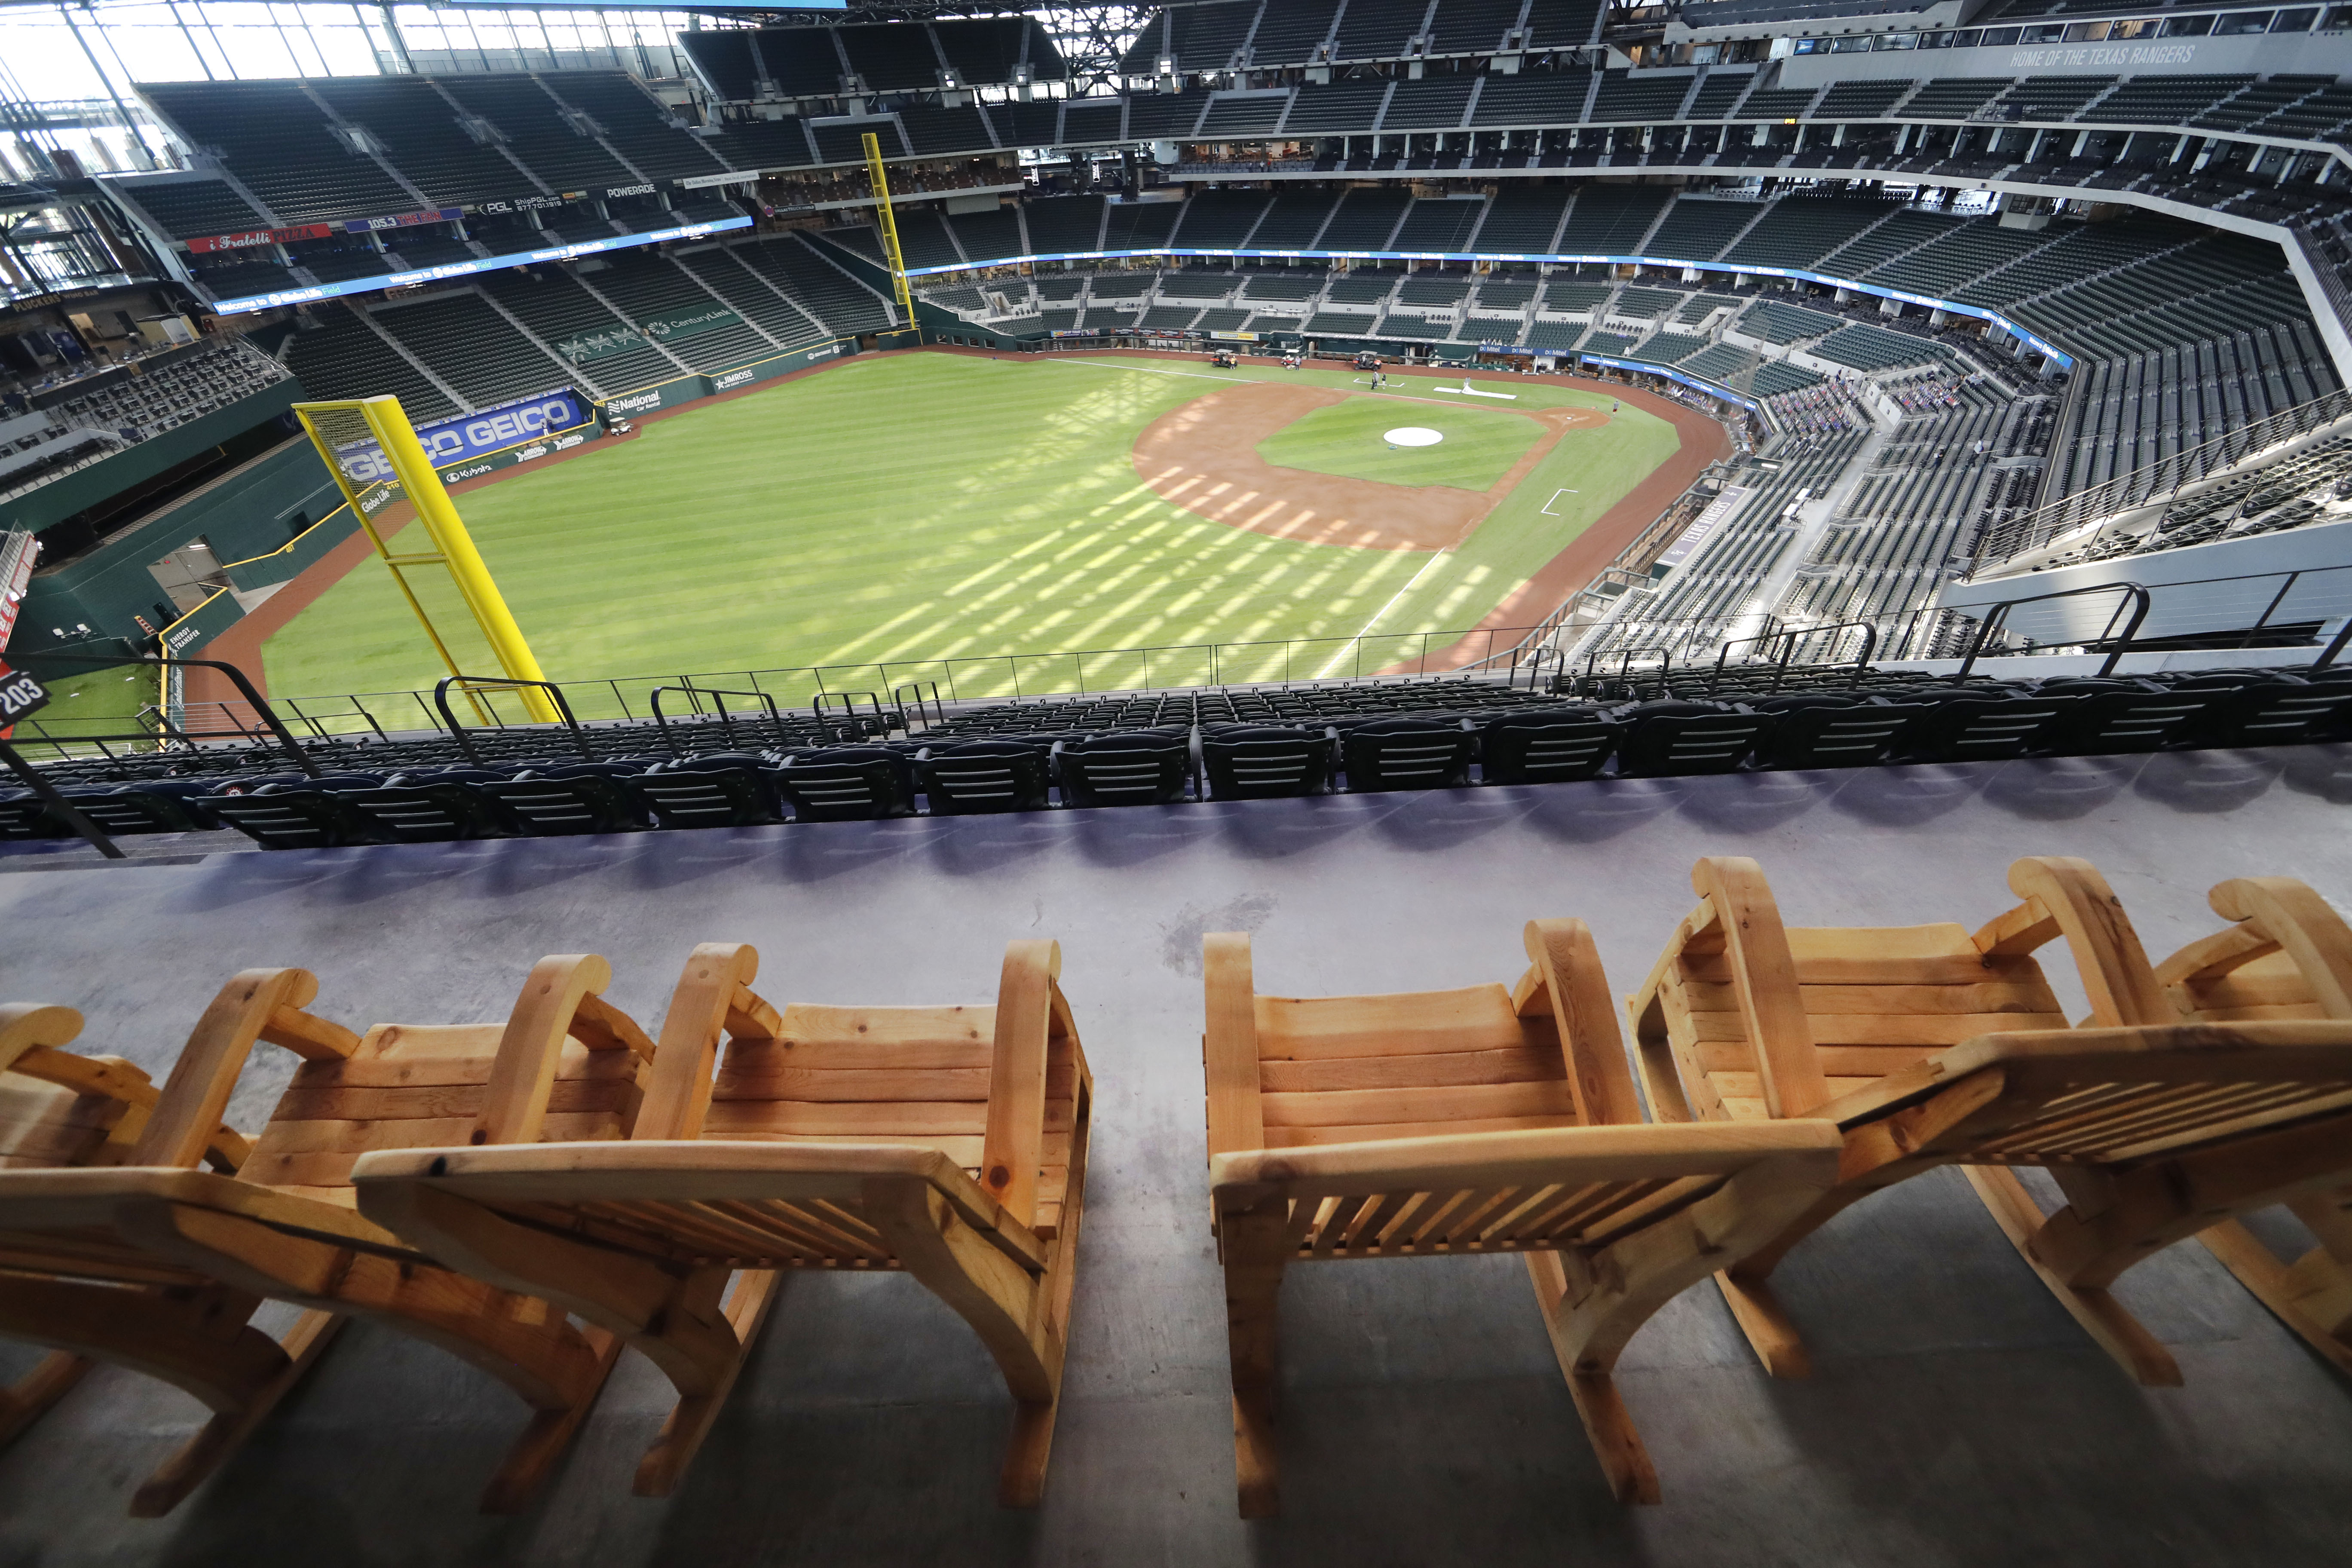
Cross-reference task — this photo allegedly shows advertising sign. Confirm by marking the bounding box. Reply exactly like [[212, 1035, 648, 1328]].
[[331, 389, 594, 483], [640, 305, 742, 343]]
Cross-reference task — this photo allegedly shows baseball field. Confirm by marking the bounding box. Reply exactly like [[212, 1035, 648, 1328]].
[[258, 349, 1709, 713]]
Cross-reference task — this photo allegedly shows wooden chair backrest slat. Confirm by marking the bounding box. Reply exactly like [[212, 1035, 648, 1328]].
[[700, 986, 1083, 1242]]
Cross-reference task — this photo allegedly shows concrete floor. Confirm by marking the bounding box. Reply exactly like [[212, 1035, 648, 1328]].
[[4, 744, 2352, 1566]]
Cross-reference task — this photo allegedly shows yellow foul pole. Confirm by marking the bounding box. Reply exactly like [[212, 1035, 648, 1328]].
[[862, 130, 915, 325], [360, 396, 559, 722]]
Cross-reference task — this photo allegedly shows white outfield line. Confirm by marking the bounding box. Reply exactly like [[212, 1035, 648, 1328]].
[[1040, 355, 1575, 678]]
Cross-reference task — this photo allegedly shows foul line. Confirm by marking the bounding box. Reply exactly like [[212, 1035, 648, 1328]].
[[1316, 548, 1452, 680], [1041, 355, 1495, 412]]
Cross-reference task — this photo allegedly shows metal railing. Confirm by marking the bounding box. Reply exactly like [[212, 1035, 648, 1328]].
[[1954, 582, 2152, 680], [1977, 387, 2352, 566]]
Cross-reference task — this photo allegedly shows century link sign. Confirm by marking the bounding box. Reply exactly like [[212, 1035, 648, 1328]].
[[640, 304, 741, 343]]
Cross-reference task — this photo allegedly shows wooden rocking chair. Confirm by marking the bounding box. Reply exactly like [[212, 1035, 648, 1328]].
[[2157, 876, 2352, 1376], [0, 1000, 285, 1482], [1630, 855, 2352, 1389], [349, 939, 1092, 1507], [0, 957, 659, 1514], [1202, 926, 1844, 1513]]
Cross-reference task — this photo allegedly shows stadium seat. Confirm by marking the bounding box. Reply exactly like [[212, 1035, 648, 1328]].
[[915, 740, 1054, 815], [352, 940, 1093, 1507], [207, 786, 384, 851], [1200, 724, 1336, 799], [1200, 925, 1843, 1510], [1895, 689, 2078, 763], [1611, 701, 1776, 778], [340, 775, 522, 843], [1749, 695, 1928, 771], [1477, 709, 1623, 784], [48, 784, 220, 836], [633, 764, 788, 830], [1630, 855, 2352, 1394], [0, 789, 71, 840], [772, 747, 919, 821], [1055, 729, 1195, 808], [2036, 680, 2221, 755], [475, 764, 653, 836], [2193, 677, 2352, 748], [1337, 717, 1476, 792], [0, 959, 659, 1513]]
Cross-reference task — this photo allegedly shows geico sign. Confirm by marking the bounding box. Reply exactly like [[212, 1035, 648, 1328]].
[[421, 397, 581, 460]]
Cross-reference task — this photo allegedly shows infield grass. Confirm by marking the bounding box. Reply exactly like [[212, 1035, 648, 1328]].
[[1255, 396, 1545, 490], [262, 352, 1683, 717]]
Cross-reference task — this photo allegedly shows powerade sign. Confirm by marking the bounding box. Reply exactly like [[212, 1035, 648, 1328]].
[[335, 389, 592, 482], [206, 216, 754, 314], [903, 245, 2076, 370]]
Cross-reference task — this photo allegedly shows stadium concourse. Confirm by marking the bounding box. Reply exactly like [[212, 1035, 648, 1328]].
[[4, 1, 2352, 1564]]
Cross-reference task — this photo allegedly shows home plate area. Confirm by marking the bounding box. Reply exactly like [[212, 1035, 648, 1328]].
[[1128, 379, 1611, 552]]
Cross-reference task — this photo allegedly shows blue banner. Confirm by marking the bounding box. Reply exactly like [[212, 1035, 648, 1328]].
[[333, 388, 594, 484], [908, 244, 2074, 370], [207, 216, 755, 315]]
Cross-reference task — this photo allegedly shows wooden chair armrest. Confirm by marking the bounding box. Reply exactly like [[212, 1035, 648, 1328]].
[[980, 939, 1062, 1228], [2209, 877, 2352, 1017], [2153, 923, 2275, 991], [1208, 1121, 1845, 1206], [1518, 919, 1641, 1126], [634, 943, 769, 1141], [1691, 857, 1829, 1117], [471, 955, 636, 1146], [132, 970, 326, 1169], [1976, 858, 2169, 1026], [1204, 931, 1263, 1160], [1815, 1019, 2352, 1133], [0, 1004, 83, 1073]]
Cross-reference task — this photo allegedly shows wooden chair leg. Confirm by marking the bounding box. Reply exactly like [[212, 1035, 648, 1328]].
[[1962, 1165, 2183, 1386], [1527, 1252, 1662, 1505], [1218, 1198, 1289, 1520], [2198, 1210, 2352, 1378], [129, 1200, 626, 1513], [130, 1308, 343, 1518], [867, 1179, 1068, 1510], [0, 1352, 92, 1449], [1711, 1268, 1812, 1381], [634, 1270, 784, 1498]]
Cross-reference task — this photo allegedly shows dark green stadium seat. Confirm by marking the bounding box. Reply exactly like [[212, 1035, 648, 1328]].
[[1897, 691, 2078, 763], [1339, 717, 1475, 792], [773, 747, 919, 821], [1055, 729, 1194, 807], [1200, 725, 1335, 799], [1477, 710, 1622, 784], [1611, 701, 1776, 778], [1750, 695, 1928, 770], [916, 740, 1054, 815], [475, 764, 652, 836]]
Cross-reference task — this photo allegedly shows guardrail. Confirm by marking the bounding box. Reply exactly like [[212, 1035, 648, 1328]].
[[1976, 387, 2352, 566]]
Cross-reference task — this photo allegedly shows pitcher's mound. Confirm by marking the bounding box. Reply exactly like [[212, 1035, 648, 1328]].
[[1385, 427, 1443, 447]]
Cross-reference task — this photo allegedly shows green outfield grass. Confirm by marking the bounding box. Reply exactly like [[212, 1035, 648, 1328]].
[[262, 353, 1684, 718], [1255, 396, 1546, 490]]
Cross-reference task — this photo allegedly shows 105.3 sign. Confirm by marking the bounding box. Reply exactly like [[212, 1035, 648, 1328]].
[[0, 659, 51, 724]]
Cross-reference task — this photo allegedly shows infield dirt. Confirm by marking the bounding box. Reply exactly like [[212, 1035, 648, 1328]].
[[1130, 380, 1610, 551]]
